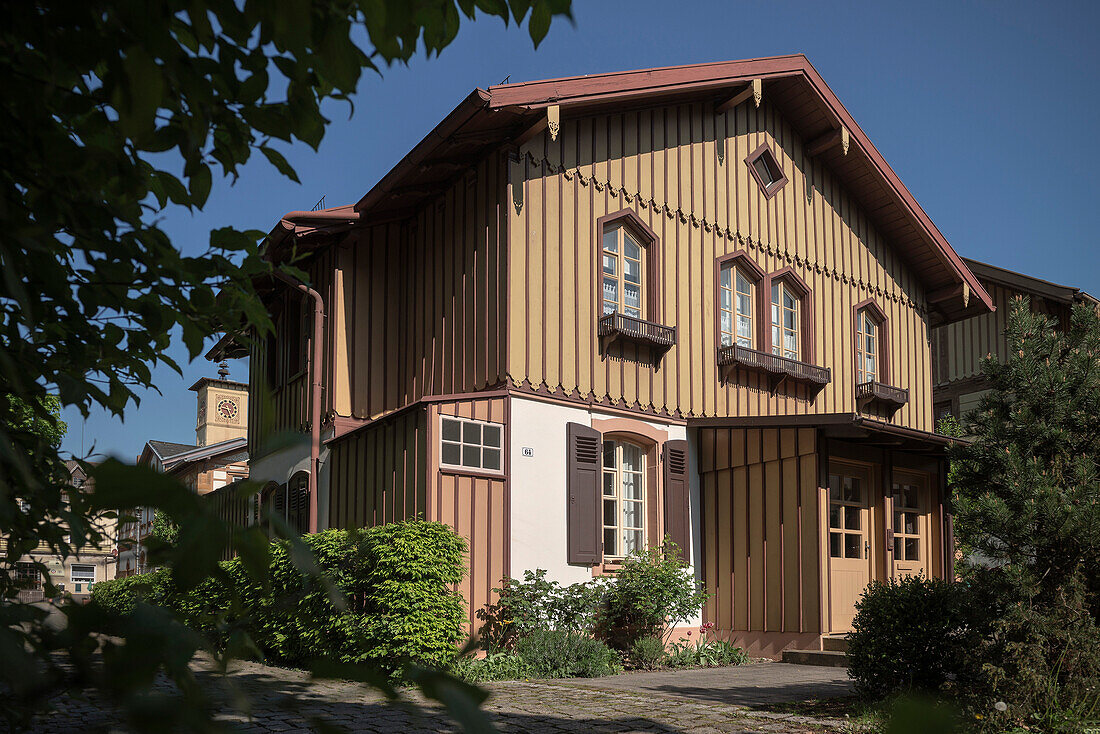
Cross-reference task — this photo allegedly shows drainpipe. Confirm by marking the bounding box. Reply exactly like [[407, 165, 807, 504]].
[[271, 269, 325, 534]]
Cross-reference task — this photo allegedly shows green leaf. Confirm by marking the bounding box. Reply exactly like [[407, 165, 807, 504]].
[[260, 145, 300, 183], [189, 164, 212, 207]]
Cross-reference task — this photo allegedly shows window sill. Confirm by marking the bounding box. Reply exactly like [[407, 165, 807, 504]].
[[438, 465, 505, 481], [717, 344, 830, 393]]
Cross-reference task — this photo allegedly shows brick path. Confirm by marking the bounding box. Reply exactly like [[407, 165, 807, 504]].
[[31, 659, 852, 733]]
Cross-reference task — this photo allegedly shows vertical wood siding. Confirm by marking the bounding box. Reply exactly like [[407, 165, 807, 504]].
[[204, 483, 255, 561], [930, 283, 1070, 387], [509, 100, 933, 431], [698, 427, 820, 636], [431, 397, 509, 633], [330, 152, 508, 423], [327, 407, 428, 531]]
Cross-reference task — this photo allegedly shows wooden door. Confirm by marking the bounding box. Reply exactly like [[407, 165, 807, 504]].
[[827, 464, 873, 632], [891, 471, 930, 578]]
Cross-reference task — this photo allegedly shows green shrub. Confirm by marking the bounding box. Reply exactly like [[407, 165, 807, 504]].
[[847, 575, 986, 700], [450, 651, 530, 683], [665, 637, 748, 668], [357, 520, 468, 673], [90, 520, 468, 679], [596, 539, 708, 650], [477, 569, 607, 651], [514, 629, 620, 679], [627, 635, 666, 670], [89, 568, 175, 616]]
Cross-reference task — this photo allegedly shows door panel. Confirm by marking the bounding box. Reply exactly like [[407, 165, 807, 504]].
[[827, 464, 873, 632], [891, 471, 930, 578]]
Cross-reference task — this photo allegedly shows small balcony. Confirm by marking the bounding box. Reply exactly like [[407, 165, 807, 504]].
[[598, 311, 676, 365], [856, 380, 909, 414], [718, 343, 831, 393]]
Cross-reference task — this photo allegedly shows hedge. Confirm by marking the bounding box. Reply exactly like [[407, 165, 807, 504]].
[[91, 520, 468, 676]]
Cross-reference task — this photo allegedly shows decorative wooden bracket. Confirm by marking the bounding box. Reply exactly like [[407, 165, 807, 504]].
[[716, 79, 762, 114], [547, 104, 560, 141], [806, 126, 850, 157]]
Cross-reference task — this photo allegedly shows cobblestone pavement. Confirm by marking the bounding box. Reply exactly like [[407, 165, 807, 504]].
[[30, 660, 852, 733]]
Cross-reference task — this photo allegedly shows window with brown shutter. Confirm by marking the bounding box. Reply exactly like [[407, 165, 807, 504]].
[[663, 439, 691, 560], [566, 422, 602, 565]]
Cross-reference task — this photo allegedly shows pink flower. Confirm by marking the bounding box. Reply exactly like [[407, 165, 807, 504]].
[[686, 630, 692, 636]]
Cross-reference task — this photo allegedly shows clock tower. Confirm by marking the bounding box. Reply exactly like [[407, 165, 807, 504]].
[[189, 362, 249, 447]]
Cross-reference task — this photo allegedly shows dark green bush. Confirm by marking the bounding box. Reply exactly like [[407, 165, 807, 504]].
[[596, 539, 708, 650], [847, 575, 986, 700], [90, 568, 175, 616], [514, 629, 620, 679], [91, 520, 468, 678], [627, 635, 666, 670]]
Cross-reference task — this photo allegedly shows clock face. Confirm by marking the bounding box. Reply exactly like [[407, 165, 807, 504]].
[[216, 398, 239, 422]]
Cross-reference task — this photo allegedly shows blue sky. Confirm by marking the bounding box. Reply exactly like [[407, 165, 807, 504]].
[[60, 0, 1100, 460]]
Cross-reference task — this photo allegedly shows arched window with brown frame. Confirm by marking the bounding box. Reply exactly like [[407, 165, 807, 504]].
[[717, 252, 767, 350], [595, 209, 661, 322], [765, 268, 814, 363], [854, 300, 889, 385]]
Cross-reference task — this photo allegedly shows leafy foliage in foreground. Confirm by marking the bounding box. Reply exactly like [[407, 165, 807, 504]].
[[1, 0, 571, 730], [92, 522, 468, 678], [847, 576, 986, 700]]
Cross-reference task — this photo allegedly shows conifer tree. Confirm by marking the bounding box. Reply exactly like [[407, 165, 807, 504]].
[[950, 296, 1100, 721]]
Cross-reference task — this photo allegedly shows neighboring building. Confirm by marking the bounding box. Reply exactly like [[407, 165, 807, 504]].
[[7, 461, 117, 602], [116, 367, 249, 577], [213, 55, 995, 656], [931, 259, 1098, 421]]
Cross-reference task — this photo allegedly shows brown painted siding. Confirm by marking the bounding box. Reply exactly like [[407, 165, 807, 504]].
[[330, 151, 509, 423], [429, 396, 509, 633], [327, 407, 428, 531], [931, 282, 1070, 387], [509, 100, 933, 431], [698, 427, 820, 636], [205, 483, 255, 561]]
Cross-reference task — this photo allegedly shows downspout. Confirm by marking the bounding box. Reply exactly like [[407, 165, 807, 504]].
[[271, 269, 325, 534]]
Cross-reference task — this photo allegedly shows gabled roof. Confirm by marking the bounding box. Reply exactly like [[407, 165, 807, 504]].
[[351, 54, 993, 325], [146, 440, 197, 461], [963, 258, 1098, 307], [163, 437, 249, 474]]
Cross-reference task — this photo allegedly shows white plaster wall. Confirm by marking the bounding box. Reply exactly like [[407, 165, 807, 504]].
[[508, 396, 694, 601]]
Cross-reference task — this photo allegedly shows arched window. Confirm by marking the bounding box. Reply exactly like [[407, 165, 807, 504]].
[[766, 268, 813, 362], [856, 309, 879, 383], [601, 224, 645, 318], [260, 475, 310, 536], [854, 300, 889, 385], [601, 439, 646, 558], [771, 280, 801, 360], [718, 253, 766, 349]]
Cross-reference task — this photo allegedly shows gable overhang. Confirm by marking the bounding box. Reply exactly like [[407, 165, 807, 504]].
[[351, 54, 993, 326]]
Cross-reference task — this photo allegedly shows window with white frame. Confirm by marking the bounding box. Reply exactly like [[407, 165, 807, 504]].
[[856, 308, 880, 383], [440, 417, 503, 472], [70, 564, 95, 590], [602, 440, 645, 558], [720, 264, 755, 348], [771, 280, 800, 360], [601, 224, 644, 318]]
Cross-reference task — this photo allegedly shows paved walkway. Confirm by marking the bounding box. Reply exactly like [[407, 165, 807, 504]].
[[31, 660, 853, 733]]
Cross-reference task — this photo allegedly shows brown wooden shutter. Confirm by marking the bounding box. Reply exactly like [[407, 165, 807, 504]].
[[566, 422, 602, 565], [663, 439, 691, 560]]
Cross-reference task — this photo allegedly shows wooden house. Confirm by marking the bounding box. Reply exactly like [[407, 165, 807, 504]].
[[215, 55, 997, 657], [931, 258, 1097, 421]]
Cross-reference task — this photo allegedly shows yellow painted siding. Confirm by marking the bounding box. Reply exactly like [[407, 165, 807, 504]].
[[508, 100, 934, 431], [698, 427, 820, 636]]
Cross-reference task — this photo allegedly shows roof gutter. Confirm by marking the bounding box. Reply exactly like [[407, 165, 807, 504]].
[[270, 268, 325, 535]]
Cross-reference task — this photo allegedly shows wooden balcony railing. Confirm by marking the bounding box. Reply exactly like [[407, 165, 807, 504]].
[[856, 380, 909, 412], [598, 311, 676, 363], [717, 343, 831, 392]]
